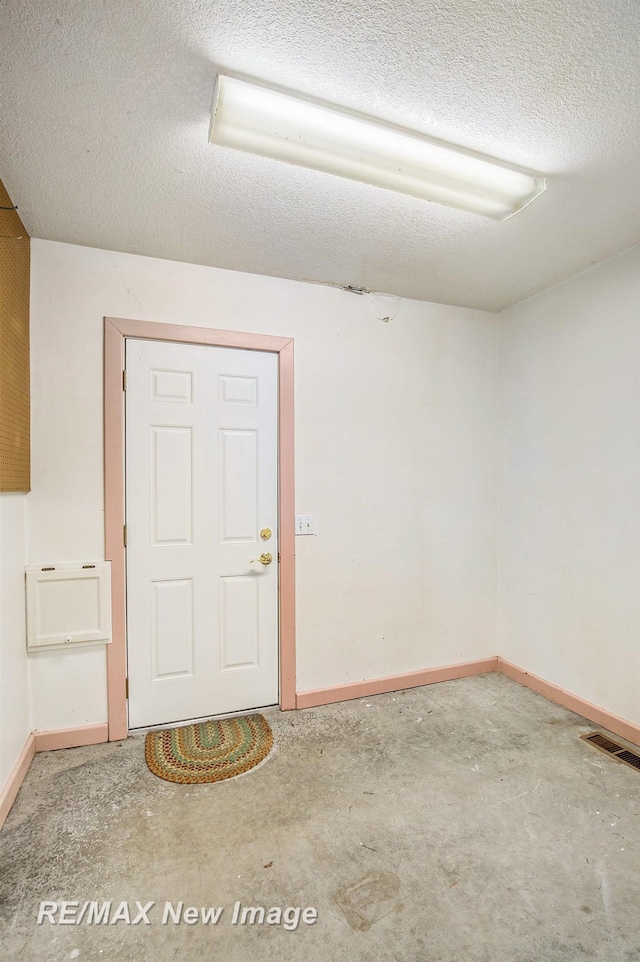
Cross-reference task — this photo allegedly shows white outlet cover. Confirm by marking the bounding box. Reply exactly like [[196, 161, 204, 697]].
[[295, 515, 315, 535]]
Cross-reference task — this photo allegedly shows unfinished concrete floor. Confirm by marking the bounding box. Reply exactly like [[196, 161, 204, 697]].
[[2, 673, 640, 961]]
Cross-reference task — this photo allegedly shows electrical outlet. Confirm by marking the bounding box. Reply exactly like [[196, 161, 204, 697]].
[[295, 515, 315, 535]]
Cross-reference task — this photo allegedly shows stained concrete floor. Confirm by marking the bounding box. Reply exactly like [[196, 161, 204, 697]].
[[2, 673, 640, 961]]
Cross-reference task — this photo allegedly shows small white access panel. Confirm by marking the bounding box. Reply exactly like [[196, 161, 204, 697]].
[[26, 562, 112, 651]]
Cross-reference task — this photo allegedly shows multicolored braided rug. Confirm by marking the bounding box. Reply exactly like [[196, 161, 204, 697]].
[[144, 713, 273, 784]]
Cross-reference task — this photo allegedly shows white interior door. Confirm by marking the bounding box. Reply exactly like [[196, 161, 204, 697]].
[[125, 338, 279, 729]]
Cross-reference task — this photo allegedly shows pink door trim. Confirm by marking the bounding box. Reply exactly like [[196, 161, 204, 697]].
[[104, 317, 296, 741]]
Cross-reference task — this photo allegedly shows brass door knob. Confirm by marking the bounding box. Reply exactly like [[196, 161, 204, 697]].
[[250, 552, 273, 566]]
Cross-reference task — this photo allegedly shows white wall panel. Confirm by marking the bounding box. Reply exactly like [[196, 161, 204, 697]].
[[0, 495, 31, 790], [499, 246, 640, 726], [27, 239, 498, 729], [29, 647, 107, 731]]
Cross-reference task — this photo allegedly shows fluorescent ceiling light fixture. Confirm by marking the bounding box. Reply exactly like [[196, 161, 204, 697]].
[[209, 75, 546, 221]]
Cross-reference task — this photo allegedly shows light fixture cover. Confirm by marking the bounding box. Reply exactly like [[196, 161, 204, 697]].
[[209, 75, 546, 221]]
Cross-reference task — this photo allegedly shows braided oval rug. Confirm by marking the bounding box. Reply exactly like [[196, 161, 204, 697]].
[[145, 713, 273, 784]]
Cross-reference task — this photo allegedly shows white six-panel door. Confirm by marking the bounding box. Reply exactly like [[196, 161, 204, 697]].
[[125, 338, 279, 729]]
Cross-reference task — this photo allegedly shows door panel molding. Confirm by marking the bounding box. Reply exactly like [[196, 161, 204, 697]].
[[104, 317, 296, 741]]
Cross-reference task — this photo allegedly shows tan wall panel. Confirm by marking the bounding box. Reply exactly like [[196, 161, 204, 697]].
[[0, 179, 30, 492]]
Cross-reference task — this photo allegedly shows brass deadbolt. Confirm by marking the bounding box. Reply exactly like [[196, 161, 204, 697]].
[[260, 528, 272, 540]]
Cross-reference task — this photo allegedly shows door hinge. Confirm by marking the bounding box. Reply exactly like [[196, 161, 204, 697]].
[[125, 677, 129, 699], [123, 524, 127, 547], [123, 369, 127, 391]]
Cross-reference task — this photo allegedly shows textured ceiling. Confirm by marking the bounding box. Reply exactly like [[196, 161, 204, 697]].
[[0, 0, 639, 311]]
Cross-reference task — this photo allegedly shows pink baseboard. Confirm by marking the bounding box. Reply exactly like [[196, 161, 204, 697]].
[[0, 734, 35, 831], [296, 657, 499, 709], [1, 724, 110, 831], [33, 723, 109, 753], [497, 658, 640, 748], [297, 657, 640, 749], [3, 659, 639, 833]]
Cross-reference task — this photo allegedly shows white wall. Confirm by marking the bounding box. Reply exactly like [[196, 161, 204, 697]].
[[0, 494, 31, 787], [499, 246, 640, 725], [28, 239, 499, 729], [22, 237, 640, 738]]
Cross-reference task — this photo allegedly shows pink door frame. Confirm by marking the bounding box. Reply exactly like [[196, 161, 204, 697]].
[[104, 317, 296, 741]]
